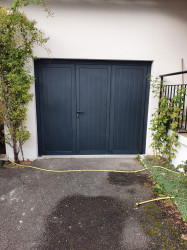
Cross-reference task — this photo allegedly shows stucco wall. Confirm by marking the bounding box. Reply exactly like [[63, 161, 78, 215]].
[[3, 0, 187, 161], [172, 134, 187, 168]]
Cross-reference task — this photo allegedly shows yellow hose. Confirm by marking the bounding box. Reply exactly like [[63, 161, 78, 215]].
[[135, 197, 175, 206], [151, 166, 181, 175], [5, 156, 183, 175], [5, 155, 147, 174], [135, 196, 187, 206], [5, 156, 186, 208]]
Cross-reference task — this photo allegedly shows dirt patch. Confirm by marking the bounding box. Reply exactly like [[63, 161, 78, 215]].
[[2, 160, 32, 169], [159, 200, 187, 234], [139, 202, 187, 249], [127, 188, 136, 194], [39, 195, 129, 250], [107, 172, 150, 186]]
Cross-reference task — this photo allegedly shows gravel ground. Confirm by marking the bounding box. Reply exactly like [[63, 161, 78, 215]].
[[0, 158, 186, 249]]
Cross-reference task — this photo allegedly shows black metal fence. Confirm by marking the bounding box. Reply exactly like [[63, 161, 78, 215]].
[[160, 71, 187, 132]]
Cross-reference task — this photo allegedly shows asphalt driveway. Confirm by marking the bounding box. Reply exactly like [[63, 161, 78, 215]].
[[0, 158, 186, 249]]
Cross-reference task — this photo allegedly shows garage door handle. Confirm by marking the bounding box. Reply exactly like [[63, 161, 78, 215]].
[[77, 111, 84, 118]]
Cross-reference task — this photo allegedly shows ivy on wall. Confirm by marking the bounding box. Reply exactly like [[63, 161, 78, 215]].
[[149, 75, 186, 161]]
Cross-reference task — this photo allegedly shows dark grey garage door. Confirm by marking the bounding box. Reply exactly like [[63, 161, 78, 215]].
[[35, 60, 151, 155]]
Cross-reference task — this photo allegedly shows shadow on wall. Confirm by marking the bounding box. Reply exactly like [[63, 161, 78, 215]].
[[39, 195, 129, 250], [46, 0, 187, 23]]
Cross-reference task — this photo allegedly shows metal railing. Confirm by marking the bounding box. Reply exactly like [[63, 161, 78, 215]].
[[159, 71, 187, 132]]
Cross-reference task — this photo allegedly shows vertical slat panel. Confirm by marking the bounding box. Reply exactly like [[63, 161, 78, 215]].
[[38, 64, 75, 154], [110, 66, 147, 154], [77, 65, 111, 154]]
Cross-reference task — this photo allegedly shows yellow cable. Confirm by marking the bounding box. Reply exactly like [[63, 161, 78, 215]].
[[151, 166, 181, 175], [5, 155, 147, 174], [135, 197, 175, 206], [135, 196, 187, 206], [6, 156, 187, 208], [5, 156, 184, 175], [135, 165, 186, 206]]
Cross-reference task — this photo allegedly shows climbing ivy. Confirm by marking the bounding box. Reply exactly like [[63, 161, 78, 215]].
[[149, 75, 186, 161], [0, 0, 49, 163]]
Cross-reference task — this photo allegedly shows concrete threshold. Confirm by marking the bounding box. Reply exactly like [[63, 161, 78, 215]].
[[38, 154, 138, 159]]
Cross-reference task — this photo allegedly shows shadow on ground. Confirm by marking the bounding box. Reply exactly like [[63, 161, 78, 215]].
[[39, 195, 128, 250]]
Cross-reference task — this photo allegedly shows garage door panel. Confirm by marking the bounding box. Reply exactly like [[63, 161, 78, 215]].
[[38, 65, 76, 154], [110, 66, 147, 154], [77, 66, 111, 153]]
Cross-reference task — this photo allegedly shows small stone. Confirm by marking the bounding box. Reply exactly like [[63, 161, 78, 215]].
[[181, 234, 187, 241]]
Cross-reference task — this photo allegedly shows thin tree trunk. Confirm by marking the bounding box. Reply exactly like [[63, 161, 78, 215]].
[[20, 123, 24, 161], [12, 137, 19, 163], [20, 142, 24, 161]]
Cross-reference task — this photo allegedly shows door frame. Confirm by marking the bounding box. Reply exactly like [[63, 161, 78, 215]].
[[34, 59, 152, 156]]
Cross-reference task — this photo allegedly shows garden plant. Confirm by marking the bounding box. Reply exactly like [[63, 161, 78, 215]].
[[149, 75, 186, 161], [140, 76, 187, 222], [0, 0, 49, 163]]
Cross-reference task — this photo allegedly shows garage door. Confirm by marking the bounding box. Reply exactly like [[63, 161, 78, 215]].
[[35, 60, 151, 155]]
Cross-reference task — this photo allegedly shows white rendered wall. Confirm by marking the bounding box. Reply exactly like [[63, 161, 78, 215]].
[[172, 135, 187, 168], [3, 0, 187, 161]]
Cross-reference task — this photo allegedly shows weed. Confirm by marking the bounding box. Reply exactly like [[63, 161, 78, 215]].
[[177, 160, 187, 173], [135, 154, 141, 163]]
